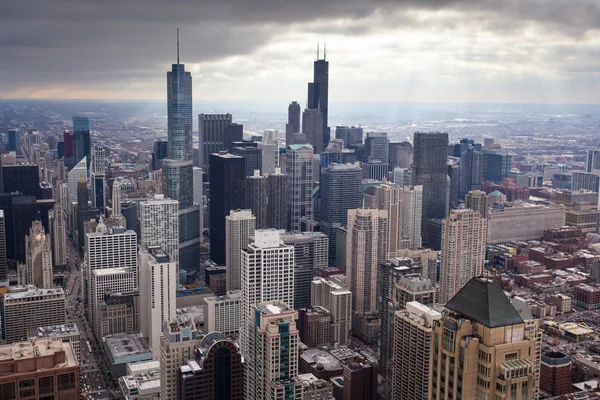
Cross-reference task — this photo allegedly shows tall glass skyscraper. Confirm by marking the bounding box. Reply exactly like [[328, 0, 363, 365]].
[[73, 117, 91, 171], [307, 46, 330, 146]]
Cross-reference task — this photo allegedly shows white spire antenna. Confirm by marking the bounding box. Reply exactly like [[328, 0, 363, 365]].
[[177, 28, 180, 64]]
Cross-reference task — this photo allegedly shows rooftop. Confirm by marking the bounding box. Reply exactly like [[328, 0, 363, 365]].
[[0, 339, 77, 367], [103, 333, 150, 359], [28, 323, 80, 339], [5, 286, 64, 300], [256, 300, 293, 315]]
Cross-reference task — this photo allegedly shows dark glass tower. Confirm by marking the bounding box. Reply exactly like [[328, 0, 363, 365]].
[[7, 129, 17, 152], [209, 152, 246, 265], [152, 140, 168, 171], [246, 173, 268, 229], [63, 130, 74, 170], [412, 132, 449, 243], [2, 165, 40, 199], [307, 46, 330, 146], [73, 117, 91, 171], [286, 101, 301, 135], [483, 150, 513, 183], [12, 196, 38, 263]]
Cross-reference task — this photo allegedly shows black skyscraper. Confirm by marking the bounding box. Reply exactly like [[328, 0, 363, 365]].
[[2, 165, 40, 198], [73, 116, 91, 170], [7, 129, 17, 152], [152, 140, 168, 171], [12, 196, 38, 263], [286, 101, 301, 135], [232, 144, 262, 177], [0, 192, 23, 261], [209, 152, 246, 265], [412, 132, 449, 243], [307, 46, 329, 146]]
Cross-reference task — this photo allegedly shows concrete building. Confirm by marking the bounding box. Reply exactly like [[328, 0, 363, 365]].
[[103, 333, 152, 378], [401, 185, 424, 249], [540, 351, 572, 397], [204, 290, 242, 335], [119, 360, 161, 400], [392, 301, 441, 400], [572, 171, 600, 192], [298, 306, 331, 348], [465, 189, 490, 218], [240, 230, 294, 357], [430, 277, 539, 400], [198, 113, 233, 171], [179, 333, 244, 400], [396, 247, 438, 285], [335, 126, 363, 147], [139, 248, 177, 359], [28, 323, 81, 363], [139, 194, 179, 266], [281, 231, 328, 309], [440, 208, 487, 303], [393, 167, 412, 186], [0, 339, 79, 399], [364, 182, 403, 258], [225, 209, 256, 291], [365, 131, 389, 164], [245, 301, 301, 400], [389, 141, 413, 170], [546, 294, 573, 314], [259, 129, 279, 174], [245, 171, 268, 228], [298, 373, 333, 400], [267, 168, 288, 230], [286, 144, 314, 231], [302, 108, 324, 154], [97, 291, 140, 339], [311, 277, 352, 346], [24, 220, 53, 289], [3, 286, 65, 344], [49, 205, 67, 268]]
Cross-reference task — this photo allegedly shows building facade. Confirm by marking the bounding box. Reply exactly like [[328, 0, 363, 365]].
[[225, 209, 256, 291]]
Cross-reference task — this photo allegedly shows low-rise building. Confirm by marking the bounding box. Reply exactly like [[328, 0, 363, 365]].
[[546, 294, 573, 314], [102, 333, 152, 378], [28, 323, 81, 363], [119, 360, 161, 400], [574, 284, 600, 310]]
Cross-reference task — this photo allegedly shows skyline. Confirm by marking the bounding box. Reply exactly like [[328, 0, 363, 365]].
[[2, 0, 600, 103]]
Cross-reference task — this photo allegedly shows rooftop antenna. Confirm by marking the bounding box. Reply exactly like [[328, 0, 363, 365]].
[[317, 41, 319, 60], [324, 42, 327, 60], [177, 28, 180, 64]]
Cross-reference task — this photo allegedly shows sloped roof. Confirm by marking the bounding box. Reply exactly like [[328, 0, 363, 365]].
[[446, 277, 523, 328]]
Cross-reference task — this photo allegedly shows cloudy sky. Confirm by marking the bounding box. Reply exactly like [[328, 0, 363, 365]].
[[2, 0, 599, 103]]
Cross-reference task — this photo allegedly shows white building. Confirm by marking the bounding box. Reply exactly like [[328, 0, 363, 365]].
[[24, 220, 53, 289], [139, 194, 179, 266], [119, 360, 161, 400], [393, 167, 412, 187], [67, 156, 87, 214], [91, 145, 105, 175], [225, 209, 256, 291], [259, 130, 279, 174], [401, 185, 423, 249], [204, 290, 242, 335], [139, 248, 177, 359], [240, 229, 294, 358]]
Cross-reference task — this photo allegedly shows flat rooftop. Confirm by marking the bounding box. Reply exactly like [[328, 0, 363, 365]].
[[29, 323, 80, 339], [5, 287, 64, 300], [104, 333, 150, 360], [0, 339, 77, 366], [256, 301, 292, 315]]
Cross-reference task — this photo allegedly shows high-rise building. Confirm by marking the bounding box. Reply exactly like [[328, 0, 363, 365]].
[[392, 302, 441, 400], [73, 116, 91, 170], [586, 148, 600, 174], [412, 132, 449, 242], [455, 141, 483, 197], [320, 163, 362, 262], [431, 277, 539, 400], [281, 231, 328, 309], [225, 209, 256, 291], [246, 171, 268, 228], [540, 351, 572, 396], [3, 286, 66, 343], [0, 339, 80, 397], [204, 290, 242, 335], [346, 209, 388, 318], [393, 167, 412, 186], [245, 301, 301, 400], [12, 196, 39, 263], [49, 206, 67, 269], [365, 132, 389, 164], [139, 194, 179, 266], [335, 126, 363, 147], [311, 277, 352, 346], [465, 189, 489, 218], [286, 101, 301, 137], [179, 333, 244, 400], [259, 130, 279, 174], [572, 171, 600, 192], [240, 230, 294, 357], [67, 156, 87, 213], [24, 220, 53, 289], [286, 144, 314, 231], [139, 248, 176, 359], [401, 185, 423, 249], [364, 182, 403, 258], [2, 164, 40, 199], [209, 152, 246, 265], [302, 109, 324, 154], [267, 168, 288, 230], [0, 211, 6, 286], [232, 143, 262, 177], [90, 145, 105, 175], [63, 130, 75, 169], [307, 51, 329, 146], [7, 128, 17, 152], [389, 141, 413, 170], [440, 208, 486, 303], [160, 317, 202, 400], [152, 139, 168, 171], [198, 114, 233, 171], [483, 150, 513, 183], [297, 307, 331, 348]]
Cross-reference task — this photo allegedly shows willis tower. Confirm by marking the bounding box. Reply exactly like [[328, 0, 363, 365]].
[[162, 30, 201, 273], [308, 44, 330, 146]]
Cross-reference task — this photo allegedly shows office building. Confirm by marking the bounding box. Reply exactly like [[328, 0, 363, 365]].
[[447, 158, 460, 211], [139, 194, 179, 265], [245, 301, 301, 400], [3, 286, 65, 343], [311, 277, 352, 346], [209, 152, 246, 265], [90, 144, 105, 175], [232, 143, 262, 177], [73, 116, 91, 170], [179, 333, 244, 400], [160, 316, 203, 400], [225, 209, 256, 291], [240, 230, 294, 357], [246, 171, 268, 228], [7, 128, 17, 152], [119, 360, 161, 400], [24, 220, 53, 289], [97, 291, 140, 339], [91, 173, 105, 212], [139, 248, 177, 359], [483, 150, 513, 183], [259, 129, 279, 174], [440, 208, 487, 303], [320, 163, 362, 262], [0, 211, 6, 285], [392, 302, 441, 400], [302, 108, 324, 154], [393, 167, 411, 186], [267, 168, 288, 230], [431, 277, 539, 400], [281, 231, 328, 309], [152, 139, 168, 171], [457, 142, 483, 197], [401, 185, 424, 249], [341, 357, 379, 400], [298, 307, 331, 348], [12, 196, 38, 263], [362, 160, 388, 180], [286, 101, 301, 137], [412, 132, 449, 241], [0, 339, 79, 398], [586, 148, 600, 174], [286, 144, 314, 231], [307, 49, 330, 146], [364, 182, 403, 258], [198, 114, 233, 171], [335, 126, 363, 147], [205, 290, 242, 335], [346, 208, 388, 318], [465, 189, 490, 218], [192, 166, 203, 215], [389, 141, 413, 170], [572, 171, 600, 192], [2, 164, 40, 198], [365, 131, 389, 164], [63, 129, 75, 169], [28, 323, 81, 363], [487, 202, 566, 243], [67, 156, 87, 212], [540, 351, 572, 396]]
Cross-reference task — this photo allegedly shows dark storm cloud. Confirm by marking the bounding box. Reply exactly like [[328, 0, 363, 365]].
[[1, 0, 600, 97]]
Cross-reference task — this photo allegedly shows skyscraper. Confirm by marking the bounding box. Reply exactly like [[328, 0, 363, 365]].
[[302, 108, 324, 154], [286, 101, 301, 136], [412, 132, 449, 242], [364, 182, 403, 258], [0, 210, 7, 285], [267, 169, 288, 230], [440, 208, 487, 303], [465, 189, 489, 218], [67, 156, 87, 213], [457, 141, 483, 197], [393, 167, 412, 187], [483, 150, 513, 183], [586, 148, 600, 174], [259, 130, 279, 174], [225, 209, 256, 291], [63, 130, 75, 170], [2, 164, 40, 198], [7, 128, 17, 152], [246, 171, 268, 228], [90, 145, 105, 175], [286, 144, 314, 231], [12, 196, 39, 263], [24, 220, 52, 289], [49, 204, 67, 268], [152, 140, 168, 171], [73, 116, 91, 171], [389, 141, 413, 170], [232, 143, 262, 177], [198, 114, 233, 171], [139, 194, 179, 265], [335, 126, 363, 147], [240, 230, 294, 357], [320, 163, 363, 262], [307, 46, 329, 146], [365, 131, 389, 164], [209, 152, 246, 265]]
